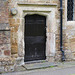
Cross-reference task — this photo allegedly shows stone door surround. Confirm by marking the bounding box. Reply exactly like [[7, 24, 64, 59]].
[[17, 3, 57, 65]]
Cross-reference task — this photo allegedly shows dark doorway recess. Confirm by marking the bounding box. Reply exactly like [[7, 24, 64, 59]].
[[24, 14, 46, 62]]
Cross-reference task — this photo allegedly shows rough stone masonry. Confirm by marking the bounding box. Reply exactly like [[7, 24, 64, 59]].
[[0, 0, 75, 72]]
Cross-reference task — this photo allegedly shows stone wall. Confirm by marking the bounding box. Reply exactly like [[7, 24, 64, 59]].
[[0, 0, 9, 24], [0, 0, 12, 73], [0, 31, 11, 57], [8, 0, 75, 61], [0, 0, 75, 73], [0, 0, 11, 57]]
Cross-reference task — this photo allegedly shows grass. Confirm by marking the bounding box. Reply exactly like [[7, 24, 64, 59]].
[[50, 66, 54, 68]]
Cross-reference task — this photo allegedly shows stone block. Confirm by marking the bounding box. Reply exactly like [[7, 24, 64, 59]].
[[0, 37, 10, 44], [27, 0, 51, 3], [0, 31, 10, 38], [4, 50, 11, 56], [73, 52, 75, 56], [0, 58, 4, 62], [3, 37, 10, 44], [0, 38, 10, 44], [11, 26, 19, 32], [16, 19, 20, 23], [0, 44, 11, 50], [11, 54, 18, 58], [0, 31, 10, 57], [56, 43, 60, 50], [66, 25, 74, 30], [0, 62, 1, 66], [4, 31, 10, 38], [65, 50, 73, 60], [55, 55, 61, 62], [4, 65, 15, 72], [0, 57, 15, 72], [0, 38, 4, 44], [70, 42, 75, 52], [11, 45, 18, 54], [0, 23, 10, 30], [1, 61, 14, 66], [0, 50, 2, 56], [70, 38, 75, 42], [9, 19, 15, 24], [1, 61, 8, 65], [0, 57, 15, 66], [47, 56, 55, 62], [0, 66, 4, 73]]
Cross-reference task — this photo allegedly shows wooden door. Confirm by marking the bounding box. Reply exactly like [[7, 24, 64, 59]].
[[24, 14, 46, 62]]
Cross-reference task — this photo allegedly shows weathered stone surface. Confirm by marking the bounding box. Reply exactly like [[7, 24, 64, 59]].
[[0, 0, 75, 73], [0, 30, 11, 57], [0, 23, 10, 30], [11, 54, 18, 58], [0, 0, 10, 60], [19, 0, 51, 3], [14, 65, 26, 72], [0, 38, 4, 44], [0, 0, 9, 24], [4, 65, 15, 72], [0, 57, 15, 66], [0, 44, 10, 51], [0, 66, 4, 73], [0, 31, 10, 44], [11, 45, 18, 54], [0, 57, 15, 73], [0, 50, 2, 55], [9, 0, 75, 62], [0, 38, 10, 44], [4, 50, 11, 56], [65, 50, 73, 61]]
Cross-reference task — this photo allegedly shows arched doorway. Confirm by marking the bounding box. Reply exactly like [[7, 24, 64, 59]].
[[24, 14, 46, 62]]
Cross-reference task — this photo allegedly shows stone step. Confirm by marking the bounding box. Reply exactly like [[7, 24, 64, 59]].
[[23, 62, 58, 70], [25, 60, 48, 64]]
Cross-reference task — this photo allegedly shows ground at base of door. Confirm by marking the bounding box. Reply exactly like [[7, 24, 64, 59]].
[[1, 61, 75, 74]]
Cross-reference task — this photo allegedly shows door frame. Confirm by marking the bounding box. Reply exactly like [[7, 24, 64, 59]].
[[17, 3, 57, 64], [22, 12, 56, 62]]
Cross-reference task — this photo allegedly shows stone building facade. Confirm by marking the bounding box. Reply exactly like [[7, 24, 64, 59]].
[[0, 0, 75, 72]]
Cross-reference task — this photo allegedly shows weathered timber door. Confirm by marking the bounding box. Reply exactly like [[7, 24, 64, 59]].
[[24, 14, 46, 62]]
